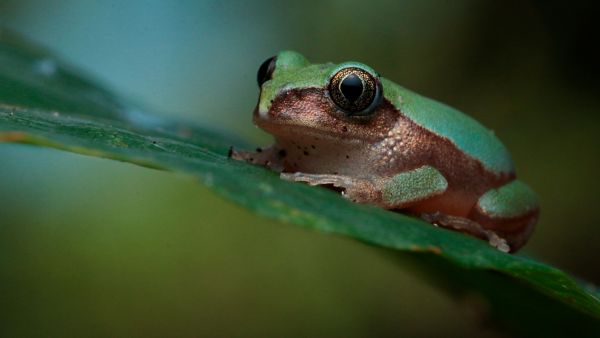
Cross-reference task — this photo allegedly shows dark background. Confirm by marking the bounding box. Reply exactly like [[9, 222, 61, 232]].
[[0, 1, 598, 337]]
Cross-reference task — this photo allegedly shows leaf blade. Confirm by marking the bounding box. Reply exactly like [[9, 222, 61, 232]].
[[0, 29, 598, 333]]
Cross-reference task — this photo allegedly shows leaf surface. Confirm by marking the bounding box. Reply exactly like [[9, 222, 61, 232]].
[[0, 29, 598, 336]]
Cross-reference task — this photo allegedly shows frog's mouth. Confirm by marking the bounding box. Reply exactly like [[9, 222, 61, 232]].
[[253, 104, 373, 144], [255, 113, 340, 141], [252, 89, 398, 145]]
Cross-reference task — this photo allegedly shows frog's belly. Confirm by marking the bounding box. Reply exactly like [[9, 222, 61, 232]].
[[277, 138, 377, 177]]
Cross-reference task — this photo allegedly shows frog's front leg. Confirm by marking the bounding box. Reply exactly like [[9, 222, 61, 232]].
[[281, 172, 381, 204], [282, 165, 449, 209], [229, 145, 286, 172]]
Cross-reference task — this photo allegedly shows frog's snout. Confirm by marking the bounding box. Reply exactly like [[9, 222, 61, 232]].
[[252, 104, 263, 124]]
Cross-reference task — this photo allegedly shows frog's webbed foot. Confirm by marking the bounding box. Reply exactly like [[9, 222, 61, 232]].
[[421, 212, 511, 253], [281, 172, 379, 204], [229, 145, 285, 172]]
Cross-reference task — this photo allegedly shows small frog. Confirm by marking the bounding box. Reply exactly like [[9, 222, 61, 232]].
[[231, 51, 539, 252]]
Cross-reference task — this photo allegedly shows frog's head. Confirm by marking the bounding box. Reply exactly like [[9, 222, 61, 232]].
[[253, 51, 399, 143]]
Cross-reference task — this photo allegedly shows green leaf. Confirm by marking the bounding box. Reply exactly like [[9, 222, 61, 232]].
[[1, 29, 598, 336]]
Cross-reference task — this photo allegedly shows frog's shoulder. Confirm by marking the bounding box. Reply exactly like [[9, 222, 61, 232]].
[[381, 78, 514, 175]]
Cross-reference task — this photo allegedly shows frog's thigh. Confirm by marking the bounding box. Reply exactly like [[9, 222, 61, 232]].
[[475, 180, 539, 220], [470, 180, 539, 251], [381, 165, 448, 209]]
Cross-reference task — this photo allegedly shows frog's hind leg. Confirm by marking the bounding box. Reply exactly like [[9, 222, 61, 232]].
[[423, 180, 539, 253], [468, 180, 539, 252], [421, 212, 511, 253]]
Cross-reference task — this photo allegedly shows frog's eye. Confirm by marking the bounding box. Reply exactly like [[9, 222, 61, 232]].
[[257, 56, 277, 87], [329, 67, 382, 116]]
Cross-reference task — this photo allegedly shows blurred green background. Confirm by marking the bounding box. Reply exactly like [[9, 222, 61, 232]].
[[0, 1, 598, 337]]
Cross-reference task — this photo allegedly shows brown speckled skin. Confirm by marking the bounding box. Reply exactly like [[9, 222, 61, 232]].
[[234, 87, 537, 251]]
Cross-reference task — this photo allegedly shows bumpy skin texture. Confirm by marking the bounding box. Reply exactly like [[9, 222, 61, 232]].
[[232, 51, 539, 252]]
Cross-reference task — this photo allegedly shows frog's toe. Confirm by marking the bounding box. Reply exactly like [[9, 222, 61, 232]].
[[230, 146, 285, 171], [229, 147, 250, 161], [469, 180, 540, 251], [280, 173, 361, 189]]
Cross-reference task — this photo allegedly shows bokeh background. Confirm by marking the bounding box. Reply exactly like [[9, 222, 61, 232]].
[[0, 1, 598, 337]]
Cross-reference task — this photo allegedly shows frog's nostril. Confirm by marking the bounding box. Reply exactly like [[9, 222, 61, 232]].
[[257, 56, 277, 87]]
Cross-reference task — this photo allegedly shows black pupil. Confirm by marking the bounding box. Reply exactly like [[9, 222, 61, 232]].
[[257, 56, 276, 86], [340, 74, 364, 102]]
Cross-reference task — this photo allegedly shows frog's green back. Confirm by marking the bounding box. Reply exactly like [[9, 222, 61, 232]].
[[381, 78, 515, 174]]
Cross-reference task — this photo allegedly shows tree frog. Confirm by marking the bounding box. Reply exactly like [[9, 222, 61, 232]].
[[231, 51, 539, 252]]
